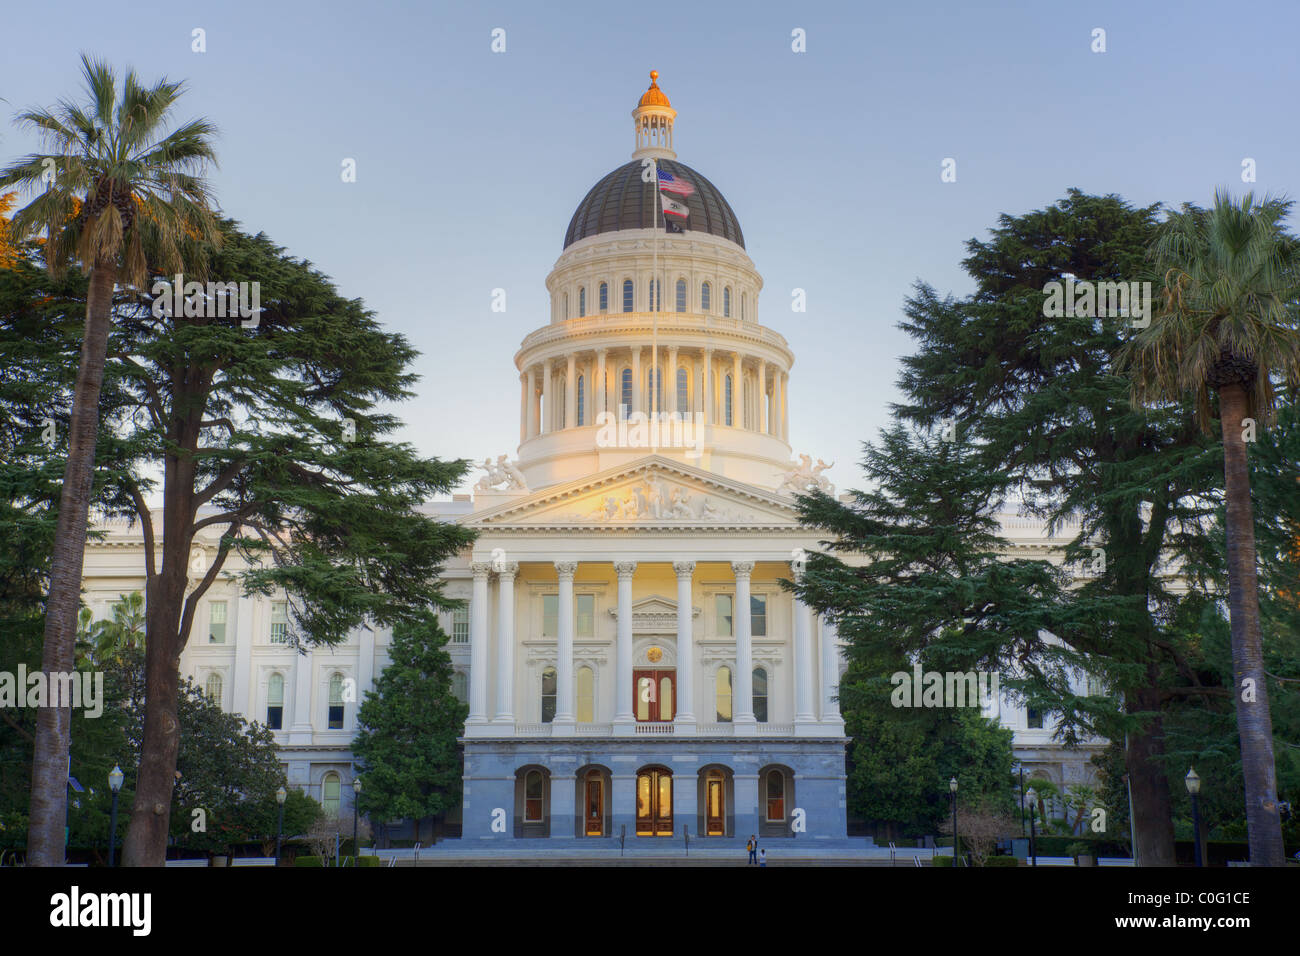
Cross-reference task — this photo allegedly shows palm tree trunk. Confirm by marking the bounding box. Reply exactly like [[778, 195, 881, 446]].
[[1219, 382, 1285, 866], [25, 260, 116, 866]]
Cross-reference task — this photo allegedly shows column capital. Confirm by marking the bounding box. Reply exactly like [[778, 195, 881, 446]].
[[672, 560, 696, 578], [554, 561, 578, 578], [595, 346, 608, 357], [495, 561, 519, 578], [730, 560, 755, 579], [614, 561, 638, 578], [470, 562, 493, 579]]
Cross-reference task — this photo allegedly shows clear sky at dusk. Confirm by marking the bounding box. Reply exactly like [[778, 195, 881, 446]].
[[4, 0, 1298, 494]]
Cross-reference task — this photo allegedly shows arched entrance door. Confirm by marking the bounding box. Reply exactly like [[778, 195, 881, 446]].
[[636, 767, 673, 836], [705, 770, 726, 836]]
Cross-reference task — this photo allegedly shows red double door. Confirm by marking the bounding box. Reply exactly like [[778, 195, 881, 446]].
[[634, 669, 675, 722]]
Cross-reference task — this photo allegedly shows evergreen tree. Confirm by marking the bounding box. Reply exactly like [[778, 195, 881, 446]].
[[352, 611, 467, 834]]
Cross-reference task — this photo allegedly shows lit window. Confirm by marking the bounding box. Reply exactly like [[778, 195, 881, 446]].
[[751, 595, 766, 636], [451, 671, 468, 704], [205, 672, 223, 703], [622, 279, 633, 313], [542, 594, 558, 638], [725, 374, 733, 426], [578, 286, 586, 318], [576, 666, 594, 722], [577, 374, 585, 426], [716, 594, 733, 637], [267, 673, 284, 729], [753, 668, 768, 722], [541, 667, 557, 723], [322, 773, 341, 818], [647, 368, 663, 413], [701, 282, 711, 312], [524, 770, 544, 822], [451, 606, 469, 643], [716, 666, 732, 722], [675, 278, 686, 312], [766, 770, 784, 821], [599, 282, 608, 313], [576, 594, 595, 638], [328, 672, 345, 729], [270, 601, 288, 644], [208, 601, 227, 644], [723, 287, 731, 318], [676, 367, 689, 412]]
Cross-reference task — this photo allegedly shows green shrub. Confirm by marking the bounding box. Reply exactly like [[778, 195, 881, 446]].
[[294, 856, 325, 867], [985, 855, 1019, 867], [357, 855, 382, 867], [932, 855, 954, 867]]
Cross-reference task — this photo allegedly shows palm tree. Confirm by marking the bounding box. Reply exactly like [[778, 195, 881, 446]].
[[1120, 190, 1300, 867], [0, 55, 219, 866]]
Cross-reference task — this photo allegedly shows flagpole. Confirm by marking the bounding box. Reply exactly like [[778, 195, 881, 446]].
[[651, 155, 659, 452]]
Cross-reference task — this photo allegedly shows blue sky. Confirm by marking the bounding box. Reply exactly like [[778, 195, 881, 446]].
[[4, 0, 1299, 495]]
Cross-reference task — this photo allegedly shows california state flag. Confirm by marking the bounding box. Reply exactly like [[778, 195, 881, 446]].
[[661, 193, 689, 220]]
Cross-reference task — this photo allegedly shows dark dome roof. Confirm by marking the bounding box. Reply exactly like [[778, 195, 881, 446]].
[[563, 159, 744, 250]]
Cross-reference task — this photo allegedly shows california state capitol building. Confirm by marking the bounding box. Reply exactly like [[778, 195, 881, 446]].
[[79, 73, 1107, 852]]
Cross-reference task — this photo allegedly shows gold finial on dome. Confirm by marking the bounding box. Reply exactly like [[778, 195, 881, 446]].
[[638, 70, 671, 108]]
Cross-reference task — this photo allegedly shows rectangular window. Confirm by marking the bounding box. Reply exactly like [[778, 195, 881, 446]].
[[270, 601, 288, 644], [750, 595, 766, 637], [716, 594, 733, 637], [1026, 707, 1044, 730], [451, 606, 469, 643], [542, 594, 558, 638], [208, 601, 227, 644], [576, 594, 595, 638]]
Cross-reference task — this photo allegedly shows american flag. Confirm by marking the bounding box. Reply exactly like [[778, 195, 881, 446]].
[[657, 168, 695, 196]]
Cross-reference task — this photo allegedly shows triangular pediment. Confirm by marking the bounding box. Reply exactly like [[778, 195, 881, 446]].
[[462, 456, 802, 530]]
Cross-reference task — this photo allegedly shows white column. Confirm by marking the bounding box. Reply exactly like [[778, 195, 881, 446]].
[[673, 561, 696, 731], [732, 561, 755, 728], [467, 562, 491, 727], [541, 363, 552, 434], [526, 367, 537, 439], [493, 561, 518, 725], [289, 645, 314, 744], [613, 561, 637, 732], [732, 352, 742, 428], [631, 347, 642, 416], [596, 349, 607, 422], [554, 561, 577, 731], [793, 579, 817, 729], [781, 371, 789, 441], [820, 615, 845, 730], [757, 359, 768, 435], [703, 348, 713, 425], [519, 374, 527, 443], [232, 595, 254, 718], [565, 353, 576, 430]]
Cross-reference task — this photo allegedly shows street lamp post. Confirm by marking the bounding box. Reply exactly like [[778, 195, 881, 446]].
[[1026, 787, 1038, 867], [1185, 768, 1203, 868], [949, 777, 959, 867], [352, 777, 362, 866], [107, 765, 124, 867], [275, 787, 286, 866]]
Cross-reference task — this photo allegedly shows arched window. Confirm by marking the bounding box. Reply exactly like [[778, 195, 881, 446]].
[[577, 666, 595, 722], [765, 770, 785, 822], [716, 666, 733, 722], [753, 667, 768, 723], [647, 368, 663, 413], [599, 282, 608, 313], [541, 667, 557, 723], [563, 292, 568, 319], [328, 672, 345, 729], [675, 278, 686, 312], [659, 675, 674, 720], [578, 286, 586, 318], [622, 279, 634, 313], [724, 373, 734, 426], [524, 770, 544, 822], [267, 673, 284, 730], [576, 374, 585, 426], [205, 672, 223, 703], [648, 278, 660, 312], [322, 772, 341, 818], [556, 375, 566, 429], [620, 367, 633, 419], [701, 281, 711, 312], [451, 670, 468, 704], [723, 286, 731, 318], [676, 367, 689, 413]]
